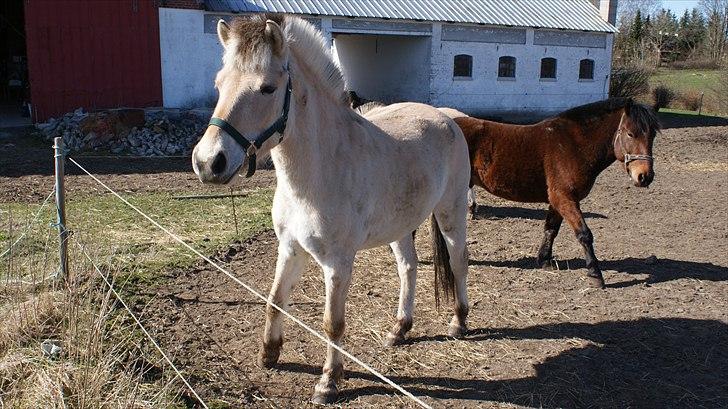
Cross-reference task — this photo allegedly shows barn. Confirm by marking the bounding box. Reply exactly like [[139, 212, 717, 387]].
[[160, 0, 618, 119], [2, 0, 618, 125]]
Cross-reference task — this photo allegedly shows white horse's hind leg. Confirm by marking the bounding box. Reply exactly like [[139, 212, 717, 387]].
[[467, 187, 478, 219], [312, 258, 354, 404], [435, 202, 470, 338], [384, 234, 418, 347], [259, 240, 309, 368]]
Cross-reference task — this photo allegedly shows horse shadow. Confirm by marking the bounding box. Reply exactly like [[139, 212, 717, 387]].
[[278, 318, 728, 408], [470, 256, 728, 286], [658, 111, 728, 129], [471, 204, 606, 221]]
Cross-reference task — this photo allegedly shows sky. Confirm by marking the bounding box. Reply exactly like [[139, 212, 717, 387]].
[[662, 0, 701, 15]]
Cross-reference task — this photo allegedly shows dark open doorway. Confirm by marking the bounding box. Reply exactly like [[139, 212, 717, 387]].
[[0, 0, 30, 127]]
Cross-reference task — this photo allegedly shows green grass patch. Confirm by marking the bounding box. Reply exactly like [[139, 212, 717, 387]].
[[1, 188, 274, 284], [650, 69, 726, 116], [651, 69, 722, 93]]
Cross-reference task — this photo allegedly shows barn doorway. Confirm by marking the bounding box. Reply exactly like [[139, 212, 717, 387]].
[[0, 0, 30, 127], [333, 34, 431, 105]]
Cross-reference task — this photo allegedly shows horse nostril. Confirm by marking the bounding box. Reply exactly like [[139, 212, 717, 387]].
[[638, 173, 646, 184], [210, 152, 227, 175]]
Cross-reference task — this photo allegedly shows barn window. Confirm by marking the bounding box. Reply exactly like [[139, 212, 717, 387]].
[[540, 58, 557, 79], [498, 56, 516, 78], [453, 54, 473, 78], [579, 59, 595, 80]]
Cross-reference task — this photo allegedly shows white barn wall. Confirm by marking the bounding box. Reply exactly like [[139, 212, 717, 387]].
[[159, 8, 223, 108], [334, 34, 431, 103], [430, 23, 613, 118], [158, 9, 614, 117]]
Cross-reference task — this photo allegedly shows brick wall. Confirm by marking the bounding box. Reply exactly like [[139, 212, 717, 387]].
[[161, 0, 203, 9]]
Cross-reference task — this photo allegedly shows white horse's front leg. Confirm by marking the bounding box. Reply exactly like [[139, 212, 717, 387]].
[[385, 234, 418, 347], [311, 258, 353, 404], [259, 240, 309, 368]]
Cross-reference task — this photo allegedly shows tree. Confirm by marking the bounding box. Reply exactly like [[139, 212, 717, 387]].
[[678, 9, 707, 58], [631, 10, 645, 43], [618, 0, 663, 21], [700, 0, 728, 63], [647, 9, 680, 65]]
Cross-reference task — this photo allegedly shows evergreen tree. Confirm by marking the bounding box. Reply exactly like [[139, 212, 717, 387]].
[[631, 10, 644, 43]]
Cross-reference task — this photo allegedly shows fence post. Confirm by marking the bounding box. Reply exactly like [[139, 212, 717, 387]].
[[53, 137, 68, 282], [698, 92, 704, 116]]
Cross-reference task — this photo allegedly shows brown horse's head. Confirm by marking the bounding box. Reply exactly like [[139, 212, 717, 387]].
[[192, 14, 291, 184], [614, 100, 661, 187]]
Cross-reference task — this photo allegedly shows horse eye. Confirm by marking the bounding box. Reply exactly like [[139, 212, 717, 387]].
[[627, 132, 635, 138], [260, 85, 277, 95]]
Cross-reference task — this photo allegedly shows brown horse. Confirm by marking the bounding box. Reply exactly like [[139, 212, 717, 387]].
[[453, 98, 661, 288]]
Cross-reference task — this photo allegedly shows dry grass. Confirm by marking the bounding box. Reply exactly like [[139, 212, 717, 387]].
[[0, 227, 183, 408]]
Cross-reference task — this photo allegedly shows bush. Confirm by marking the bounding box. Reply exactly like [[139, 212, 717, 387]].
[[610, 66, 651, 98], [652, 85, 676, 111], [668, 58, 721, 70], [678, 90, 704, 111]]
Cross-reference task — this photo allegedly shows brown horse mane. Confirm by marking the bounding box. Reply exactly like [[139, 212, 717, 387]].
[[559, 97, 662, 135]]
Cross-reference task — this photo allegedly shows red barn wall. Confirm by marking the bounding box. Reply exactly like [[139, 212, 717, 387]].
[[24, 0, 162, 121]]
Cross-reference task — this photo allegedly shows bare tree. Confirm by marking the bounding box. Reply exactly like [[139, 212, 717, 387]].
[[618, 0, 663, 21], [700, 0, 728, 63], [646, 9, 680, 66]]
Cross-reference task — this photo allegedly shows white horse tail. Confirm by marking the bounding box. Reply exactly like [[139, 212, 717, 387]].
[[430, 214, 455, 309]]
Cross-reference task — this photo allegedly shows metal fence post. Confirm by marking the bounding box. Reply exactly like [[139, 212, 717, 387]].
[[54, 137, 68, 281]]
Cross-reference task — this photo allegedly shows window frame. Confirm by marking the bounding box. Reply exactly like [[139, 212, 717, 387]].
[[498, 56, 517, 79], [540, 57, 557, 80], [579, 59, 595, 81], [453, 54, 473, 79]]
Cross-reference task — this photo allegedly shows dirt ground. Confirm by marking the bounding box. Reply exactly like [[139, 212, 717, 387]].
[[2, 123, 727, 408]]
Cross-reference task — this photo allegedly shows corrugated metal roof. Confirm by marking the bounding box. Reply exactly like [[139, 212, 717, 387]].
[[204, 0, 617, 33]]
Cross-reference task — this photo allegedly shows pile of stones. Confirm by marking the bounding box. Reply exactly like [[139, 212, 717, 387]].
[[35, 108, 210, 156]]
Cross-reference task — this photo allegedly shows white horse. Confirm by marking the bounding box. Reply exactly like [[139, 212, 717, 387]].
[[192, 14, 471, 404]]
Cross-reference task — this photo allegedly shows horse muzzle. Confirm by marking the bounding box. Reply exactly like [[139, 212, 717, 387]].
[[192, 144, 242, 185], [629, 166, 654, 188]]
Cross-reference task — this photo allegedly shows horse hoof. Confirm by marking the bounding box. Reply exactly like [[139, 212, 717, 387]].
[[257, 340, 282, 369], [447, 324, 467, 339], [384, 332, 406, 347], [540, 259, 556, 270], [312, 383, 339, 405], [587, 275, 606, 289]]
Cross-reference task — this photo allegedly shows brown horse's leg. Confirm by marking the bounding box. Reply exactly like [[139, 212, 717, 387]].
[[550, 195, 605, 288], [537, 205, 563, 269]]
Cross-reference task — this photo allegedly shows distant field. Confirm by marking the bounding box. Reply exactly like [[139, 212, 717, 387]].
[[650, 69, 726, 116], [651, 69, 722, 93]]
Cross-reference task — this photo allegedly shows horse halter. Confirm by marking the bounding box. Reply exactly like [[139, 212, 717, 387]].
[[613, 116, 653, 168], [207, 74, 293, 178]]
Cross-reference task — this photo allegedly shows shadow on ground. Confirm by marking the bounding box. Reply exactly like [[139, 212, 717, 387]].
[[471, 256, 728, 286], [472, 204, 606, 221], [280, 318, 728, 408], [658, 112, 728, 129]]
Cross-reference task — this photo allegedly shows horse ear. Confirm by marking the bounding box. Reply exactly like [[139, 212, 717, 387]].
[[265, 19, 287, 56], [217, 19, 231, 48]]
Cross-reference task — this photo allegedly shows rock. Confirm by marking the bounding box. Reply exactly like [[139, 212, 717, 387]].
[[36, 107, 206, 157], [41, 339, 62, 359]]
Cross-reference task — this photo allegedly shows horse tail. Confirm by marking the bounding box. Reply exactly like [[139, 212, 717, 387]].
[[430, 214, 455, 310]]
